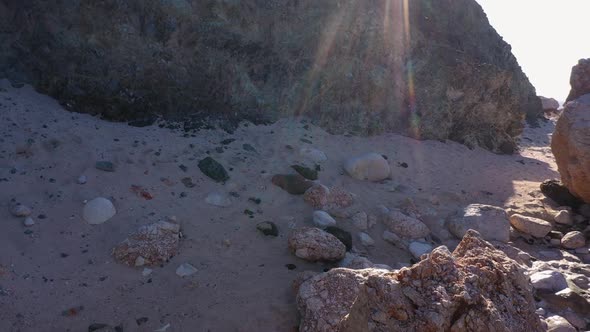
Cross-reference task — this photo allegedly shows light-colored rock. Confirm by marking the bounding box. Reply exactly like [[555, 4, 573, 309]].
[[142, 268, 153, 277], [134, 256, 146, 267], [350, 211, 368, 230], [382, 230, 407, 249], [509, 214, 552, 238], [312, 211, 336, 229], [23, 217, 35, 227], [77, 175, 87, 184], [540, 96, 560, 111], [295, 230, 544, 332], [288, 227, 346, 262], [358, 232, 374, 246], [529, 270, 568, 292], [299, 147, 327, 163], [112, 220, 181, 266], [535, 308, 546, 316], [409, 241, 433, 259], [380, 209, 430, 239], [551, 94, 590, 203], [176, 263, 198, 277], [554, 210, 573, 225], [83, 197, 116, 225], [10, 203, 32, 217], [448, 204, 510, 242], [561, 231, 585, 249], [545, 315, 576, 332], [205, 192, 232, 207], [343, 152, 390, 182]]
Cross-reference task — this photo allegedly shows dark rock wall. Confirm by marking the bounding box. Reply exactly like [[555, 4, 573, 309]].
[[0, 0, 541, 153]]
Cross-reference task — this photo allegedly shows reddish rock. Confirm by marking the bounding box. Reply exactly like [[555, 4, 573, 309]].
[[566, 58, 590, 102], [112, 221, 181, 267]]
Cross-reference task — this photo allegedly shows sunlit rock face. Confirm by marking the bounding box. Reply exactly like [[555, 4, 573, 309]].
[[0, 0, 540, 153]]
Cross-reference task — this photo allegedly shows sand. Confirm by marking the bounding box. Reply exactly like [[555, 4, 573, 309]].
[[0, 80, 560, 331]]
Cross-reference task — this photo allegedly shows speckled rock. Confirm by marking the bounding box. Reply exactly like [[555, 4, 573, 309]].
[[561, 231, 585, 249], [380, 209, 430, 239], [296, 230, 543, 331], [288, 227, 346, 262], [112, 220, 181, 267]]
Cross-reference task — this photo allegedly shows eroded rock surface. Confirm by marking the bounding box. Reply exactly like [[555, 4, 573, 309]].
[[296, 230, 543, 331]]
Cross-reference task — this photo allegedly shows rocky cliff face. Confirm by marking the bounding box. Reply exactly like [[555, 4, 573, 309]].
[[0, 0, 541, 153]]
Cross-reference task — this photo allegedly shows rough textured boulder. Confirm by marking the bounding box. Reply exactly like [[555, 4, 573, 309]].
[[380, 209, 430, 239], [295, 230, 543, 331], [540, 96, 560, 111], [0, 0, 540, 153], [566, 58, 590, 102], [288, 227, 346, 262], [551, 94, 590, 203]]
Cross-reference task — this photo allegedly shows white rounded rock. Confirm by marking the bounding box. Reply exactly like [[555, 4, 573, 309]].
[[529, 270, 568, 292], [312, 211, 336, 229], [176, 263, 198, 277], [409, 241, 434, 259], [299, 147, 327, 163], [554, 210, 572, 225], [23, 217, 35, 227], [358, 232, 375, 246], [344, 153, 390, 182], [83, 197, 116, 225], [77, 175, 87, 184], [561, 231, 585, 249]]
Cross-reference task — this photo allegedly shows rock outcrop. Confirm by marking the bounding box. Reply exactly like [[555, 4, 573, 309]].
[[295, 230, 543, 331], [0, 0, 540, 153], [551, 94, 590, 203], [566, 58, 590, 102]]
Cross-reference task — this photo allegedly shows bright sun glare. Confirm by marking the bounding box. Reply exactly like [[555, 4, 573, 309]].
[[476, 0, 590, 104]]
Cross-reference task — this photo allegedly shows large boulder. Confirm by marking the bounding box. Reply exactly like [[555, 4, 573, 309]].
[[566, 58, 590, 102], [0, 0, 540, 153], [295, 230, 543, 331], [540, 96, 560, 111], [447, 204, 510, 242], [551, 94, 590, 203]]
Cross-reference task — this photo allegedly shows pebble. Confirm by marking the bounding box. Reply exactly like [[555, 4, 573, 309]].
[[358, 232, 375, 246], [23, 217, 35, 227], [382, 231, 407, 248], [535, 308, 546, 316], [409, 241, 433, 259], [561, 231, 585, 249], [344, 152, 390, 182], [10, 203, 32, 217], [77, 175, 87, 184], [299, 147, 327, 163], [198, 157, 229, 183], [95, 161, 115, 172], [134, 256, 146, 267], [312, 211, 337, 229], [529, 270, 568, 292], [256, 221, 278, 237], [554, 210, 573, 225], [176, 263, 198, 277], [83, 197, 116, 225], [205, 192, 232, 207], [509, 214, 552, 238], [142, 268, 153, 277]]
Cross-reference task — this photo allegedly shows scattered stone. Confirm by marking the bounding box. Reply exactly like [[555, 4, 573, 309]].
[[380, 209, 430, 239], [358, 232, 375, 246], [134, 256, 146, 267], [220, 138, 235, 145], [535, 308, 546, 316], [83, 197, 116, 225], [561, 231, 585, 249], [112, 220, 181, 266], [324, 226, 352, 251], [545, 315, 576, 332], [509, 214, 552, 238], [205, 192, 232, 207], [351, 212, 368, 231], [271, 174, 313, 195], [303, 184, 330, 209], [409, 241, 433, 259], [77, 175, 87, 184], [10, 203, 32, 217], [198, 157, 229, 183], [291, 164, 318, 180], [23, 217, 35, 227], [142, 268, 153, 277], [95, 161, 115, 172], [288, 227, 346, 262], [312, 211, 336, 229], [554, 210, 573, 225], [448, 204, 510, 242], [299, 147, 327, 163], [529, 270, 568, 292], [540, 179, 582, 209], [256, 221, 278, 237], [295, 230, 543, 331], [181, 177, 195, 188], [176, 263, 198, 277], [344, 152, 390, 181], [382, 230, 407, 248]]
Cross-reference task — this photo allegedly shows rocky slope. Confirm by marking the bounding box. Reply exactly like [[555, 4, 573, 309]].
[[0, 0, 541, 153]]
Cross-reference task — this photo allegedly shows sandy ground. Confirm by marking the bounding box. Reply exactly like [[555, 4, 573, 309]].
[[0, 80, 561, 331]]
